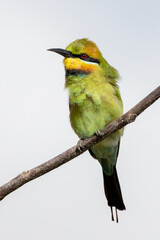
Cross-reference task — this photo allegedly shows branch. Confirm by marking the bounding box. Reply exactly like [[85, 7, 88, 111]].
[[0, 86, 160, 200]]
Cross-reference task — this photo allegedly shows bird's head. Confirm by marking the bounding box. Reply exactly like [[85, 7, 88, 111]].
[[48, 38, 103, 76], [48, 38, 119, 81]]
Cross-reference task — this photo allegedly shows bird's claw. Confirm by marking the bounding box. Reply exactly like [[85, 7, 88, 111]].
[[95, 130, 101, 139], [76, 139, 84, 153]]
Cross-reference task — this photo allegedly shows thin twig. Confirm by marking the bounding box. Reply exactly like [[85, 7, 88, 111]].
[[0, 86, 159, 201]]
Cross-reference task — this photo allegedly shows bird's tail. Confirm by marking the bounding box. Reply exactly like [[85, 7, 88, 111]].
[[103, 166, 126, 222]]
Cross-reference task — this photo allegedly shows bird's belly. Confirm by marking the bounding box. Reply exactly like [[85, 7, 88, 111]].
[[91, 133, 120, 159]]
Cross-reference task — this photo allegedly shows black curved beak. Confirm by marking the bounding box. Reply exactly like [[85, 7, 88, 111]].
[[47, 48, 72, 58]]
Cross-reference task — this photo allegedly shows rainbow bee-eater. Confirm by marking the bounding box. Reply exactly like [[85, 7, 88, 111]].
[[48, 38, 125, 222]]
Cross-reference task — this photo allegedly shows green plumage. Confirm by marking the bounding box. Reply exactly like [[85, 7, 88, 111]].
[[65, 39, 123, 176], [49, 38, 126, 221]]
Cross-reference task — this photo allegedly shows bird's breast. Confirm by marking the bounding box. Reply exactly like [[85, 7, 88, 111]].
[[67, 73, 123, 139]]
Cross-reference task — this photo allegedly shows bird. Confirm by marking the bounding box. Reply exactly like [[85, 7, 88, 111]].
[[48, 38, 125, 222]]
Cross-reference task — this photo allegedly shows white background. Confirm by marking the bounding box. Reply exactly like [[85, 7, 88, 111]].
[[0, 0, 160, 239]]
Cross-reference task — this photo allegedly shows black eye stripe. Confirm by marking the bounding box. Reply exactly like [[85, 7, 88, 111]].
[[67, 51, 100, 64], [77, 54, 100, 64]]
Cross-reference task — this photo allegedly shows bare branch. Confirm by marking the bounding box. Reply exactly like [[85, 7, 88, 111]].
[[0, 86, 159, 201]]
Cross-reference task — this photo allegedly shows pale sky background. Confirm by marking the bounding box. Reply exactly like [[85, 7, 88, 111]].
[[0, 0, 160, 239]]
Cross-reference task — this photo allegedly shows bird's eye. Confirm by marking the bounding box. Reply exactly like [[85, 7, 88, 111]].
[[81, 53, 88, 60]]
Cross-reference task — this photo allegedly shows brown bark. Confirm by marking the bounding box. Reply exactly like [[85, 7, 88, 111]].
[[0, 86, 159, 201]]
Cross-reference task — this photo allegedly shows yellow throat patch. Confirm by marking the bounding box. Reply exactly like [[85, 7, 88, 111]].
[[64, 58, 99, 74]]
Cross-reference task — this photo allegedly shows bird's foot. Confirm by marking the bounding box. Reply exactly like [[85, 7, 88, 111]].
[[95, 130, 101, 139], [76, 139, 84, 153]]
